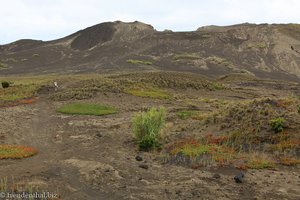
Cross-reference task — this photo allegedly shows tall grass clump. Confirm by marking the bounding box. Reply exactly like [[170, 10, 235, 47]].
[[132, 107, 166, 151]]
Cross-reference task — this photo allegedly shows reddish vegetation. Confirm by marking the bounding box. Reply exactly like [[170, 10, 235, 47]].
[[279, 157, 300, 166], [0, 145, 38, 159], [205, 133, 229, 145], [0, 97, 37, 108], [19, 98, 36, 104]]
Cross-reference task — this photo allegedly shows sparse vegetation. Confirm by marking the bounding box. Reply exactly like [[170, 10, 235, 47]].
[[124, 86, 170, 99], [0, 75, 63, 105], [126, 59, 152, 65], [245, 153, 275, 169], [176, 110, 200, 120], [165, 137, 238, 168], [0, 145, 38, 159], [0, 84, 39, 102], [279, 157, 300, 166], [57, 103, 118, 116], [132, 107, 166, 151], [114, 72, 214, 90], [176, 110, 193, 119], [164, 134, 285, 169], [0, 62, 8, 70], [32, 53, 40, 57], [5, 58, 18, 63], [277, 24, 300, 40], [165, 96, 300, 169], [207, 56, 233, 67], [247, 42, 267, 49]]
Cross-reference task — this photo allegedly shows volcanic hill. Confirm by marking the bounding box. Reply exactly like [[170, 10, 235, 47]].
[[1, 21, 300, 81]]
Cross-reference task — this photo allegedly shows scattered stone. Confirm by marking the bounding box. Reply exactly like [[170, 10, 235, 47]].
[[213, 173, 221, 179], [234, 172, 245, 183], [135, 155, 143, 161], [139, 164, 149, 169]]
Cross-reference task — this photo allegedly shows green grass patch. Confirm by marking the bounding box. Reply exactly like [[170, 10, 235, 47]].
[[124, 87, 170, 99], [173, 54, 200, 61], [0, 145, 38, 159], [57, 103, 118, 116], [126, 59, 152, 65]]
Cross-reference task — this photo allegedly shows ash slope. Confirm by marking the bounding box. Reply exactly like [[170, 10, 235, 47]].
[[1, 21, 300, 81]]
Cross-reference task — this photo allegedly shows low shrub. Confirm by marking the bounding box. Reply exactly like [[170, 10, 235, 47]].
[[212, 82, 226, 90], [132, 107, 166, 151], [270, 117, 285, 133], [1, 81, 10, 88]]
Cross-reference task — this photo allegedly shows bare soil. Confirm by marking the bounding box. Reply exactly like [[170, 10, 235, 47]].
[[0, 75, 299, 200]]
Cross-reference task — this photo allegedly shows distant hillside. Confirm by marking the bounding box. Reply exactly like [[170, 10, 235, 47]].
[[1, 21, 300, 81]]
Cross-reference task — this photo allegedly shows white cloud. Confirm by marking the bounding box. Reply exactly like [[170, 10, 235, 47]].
[[1, 0, 300, 44]]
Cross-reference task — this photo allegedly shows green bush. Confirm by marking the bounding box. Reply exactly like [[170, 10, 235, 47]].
[[1, 81, 10, 88], [132, 107, 166, 151], [270, 118, 285, 133], [212, 82, 226, 90]]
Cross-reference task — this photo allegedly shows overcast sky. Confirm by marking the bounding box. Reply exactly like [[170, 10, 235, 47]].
[[1, 0, 300, 44]]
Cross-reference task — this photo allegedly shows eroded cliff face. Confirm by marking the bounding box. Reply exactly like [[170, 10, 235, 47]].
[[0, 21, 300, 81]]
